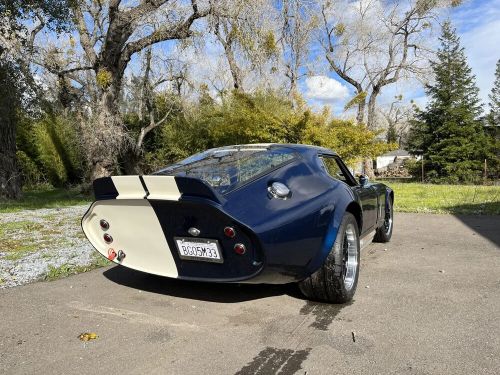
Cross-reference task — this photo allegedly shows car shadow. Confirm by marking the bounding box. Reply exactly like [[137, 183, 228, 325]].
[[448, 203, 500, 247], [103, 265, 305, 303]]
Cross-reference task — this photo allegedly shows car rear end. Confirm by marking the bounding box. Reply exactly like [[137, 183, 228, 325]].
[[82, 173, 268, 282]]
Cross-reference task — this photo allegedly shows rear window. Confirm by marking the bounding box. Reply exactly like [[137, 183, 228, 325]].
[[156, 146, 297, 194]]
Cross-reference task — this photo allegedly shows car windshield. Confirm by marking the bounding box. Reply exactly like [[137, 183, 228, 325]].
[[155, 146, 297, 194]]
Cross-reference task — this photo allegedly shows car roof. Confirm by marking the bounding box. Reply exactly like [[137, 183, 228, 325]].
[[212, 143, 337, 156]]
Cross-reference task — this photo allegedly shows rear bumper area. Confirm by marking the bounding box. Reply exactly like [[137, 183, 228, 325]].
[[82, 197, 266, 283]]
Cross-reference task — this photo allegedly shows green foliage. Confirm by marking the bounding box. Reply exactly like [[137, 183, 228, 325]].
[[488, 60, 500, 127], [386, 123, 398, 144], [303, 118, 396, 165], [149, 91, 394, 170], [16, 150, 46, 187], [407, 21, 496, 184], [0, 0, 72, 32], [16, 114, 84, 187]]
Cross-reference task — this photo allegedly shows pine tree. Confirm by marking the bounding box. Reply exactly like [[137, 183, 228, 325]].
[[386, 122, 398, 144], [407, 21, 494, 183], [488, 60, 500, 127]]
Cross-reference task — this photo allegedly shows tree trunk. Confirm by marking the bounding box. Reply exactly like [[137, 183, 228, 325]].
[[122, 148, 143, 175], [367, 88, 380, 130], [361, 89, 380, 179], [0, 64, 22, 199], [223, 43, 242, 91], [87, 70, 126, 181], [356, 98, 366, 124]]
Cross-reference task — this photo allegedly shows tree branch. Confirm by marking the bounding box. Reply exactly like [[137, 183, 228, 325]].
[[122, 0, 210, 63], [72, 4, 97, 65]]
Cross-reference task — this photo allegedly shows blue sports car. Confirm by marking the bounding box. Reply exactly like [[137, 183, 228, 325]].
[[82, 144, 394, 303]]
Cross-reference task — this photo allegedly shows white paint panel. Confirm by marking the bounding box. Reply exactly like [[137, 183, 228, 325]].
[[142, 175, 181, 201], [111, 176, 146, 199], [81, 199, 178, 278]]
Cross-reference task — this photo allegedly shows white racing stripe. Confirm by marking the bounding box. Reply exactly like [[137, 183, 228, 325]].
[[82, 199, 179, 278], [142, 175, 181, 201], [111, 176, 146, 199]]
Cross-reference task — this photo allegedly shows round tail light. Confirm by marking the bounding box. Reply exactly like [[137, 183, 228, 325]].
[[234, 243, 246, 255], [103, 233, 113, 243], [100, 219, 109, 230], [107, 248, 117, 260], [224, 226, 236, 238]]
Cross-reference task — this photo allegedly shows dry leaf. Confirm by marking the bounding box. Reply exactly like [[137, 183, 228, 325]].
[[78, 332, 98, 341]]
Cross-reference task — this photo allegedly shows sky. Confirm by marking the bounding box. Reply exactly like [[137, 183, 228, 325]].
[[300, 0, 500, 116]]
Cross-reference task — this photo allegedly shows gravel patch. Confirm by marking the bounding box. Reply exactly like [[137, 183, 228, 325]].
[[0, 205, 98, 288]]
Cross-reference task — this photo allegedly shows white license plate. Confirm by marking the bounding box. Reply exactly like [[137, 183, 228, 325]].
[[174, 237, 223, 263]]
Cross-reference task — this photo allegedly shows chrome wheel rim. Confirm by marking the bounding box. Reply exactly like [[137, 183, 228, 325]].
[[342, 223, 358, 291], [384, 204, 393, 234]]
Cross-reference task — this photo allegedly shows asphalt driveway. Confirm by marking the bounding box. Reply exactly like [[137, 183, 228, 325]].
[[1, 213, 499, 375]]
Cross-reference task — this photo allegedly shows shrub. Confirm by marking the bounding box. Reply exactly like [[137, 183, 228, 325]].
[[17, 115, 84, 187]]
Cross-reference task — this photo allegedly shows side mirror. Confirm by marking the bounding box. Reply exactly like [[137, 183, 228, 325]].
[[359, 175, 369, 186]]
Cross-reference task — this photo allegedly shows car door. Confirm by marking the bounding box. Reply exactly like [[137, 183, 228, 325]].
[[319, 155, 379, 234], [324, 156, 378, 235]]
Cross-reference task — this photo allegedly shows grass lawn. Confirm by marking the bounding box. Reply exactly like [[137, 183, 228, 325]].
[[1, 183, 499, 215], [0, 187, 91, 213], [380, 181, 500, 215]]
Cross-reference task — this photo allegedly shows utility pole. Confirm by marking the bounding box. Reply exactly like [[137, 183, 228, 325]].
[[421, 154, 424, 183]]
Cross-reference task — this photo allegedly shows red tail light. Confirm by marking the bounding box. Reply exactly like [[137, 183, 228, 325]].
[[108, 248, 117, 260], [100, 219, 109, 230], [234, 243, 246, 255], [224, 226, 236, 238], [103, 233, 113, 243]]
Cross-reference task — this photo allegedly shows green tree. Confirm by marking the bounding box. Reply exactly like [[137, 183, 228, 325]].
[[0, 58, 22, 198], [386, 123, 398, 144], [488, 59, 500, 127], [407, 21, 495, 183], [0, 0, 71, 198]]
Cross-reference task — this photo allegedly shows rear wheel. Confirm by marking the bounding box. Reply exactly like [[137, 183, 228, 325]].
[[298, 212, 360, 303], [373, 196, 393, 243]]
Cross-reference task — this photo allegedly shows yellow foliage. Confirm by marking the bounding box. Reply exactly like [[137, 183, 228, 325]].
[[334, 23, 346, 37], [302, 118, 396, 165], [96, 69, 112, 88], [344, 92, 367, 111], [262, 31, 277, 57]]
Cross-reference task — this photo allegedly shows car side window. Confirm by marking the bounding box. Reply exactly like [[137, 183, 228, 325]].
[[320, 156, 347, 182], [320, 156, 357, 186]]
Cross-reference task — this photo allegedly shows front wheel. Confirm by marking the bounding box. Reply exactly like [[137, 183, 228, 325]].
[[298, 212, 360, 303]]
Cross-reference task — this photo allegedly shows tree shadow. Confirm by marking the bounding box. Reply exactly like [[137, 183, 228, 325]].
[[450, 203, 500, 247], [103, 265, 304, 303]]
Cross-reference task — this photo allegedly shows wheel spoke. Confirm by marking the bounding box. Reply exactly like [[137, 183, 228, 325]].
[[342, 224, 358, 291]]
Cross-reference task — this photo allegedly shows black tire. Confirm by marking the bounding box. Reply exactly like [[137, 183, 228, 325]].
[[298, 212, 360, 303], [373, 196, 393, 243]]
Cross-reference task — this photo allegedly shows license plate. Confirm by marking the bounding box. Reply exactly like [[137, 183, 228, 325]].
[[174, 237, 223, 263]]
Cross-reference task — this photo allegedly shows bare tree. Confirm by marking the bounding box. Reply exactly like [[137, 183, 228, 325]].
[[121, 48, 187, 174], [66, 0, 212, 179], [320, 0, 454, 128], [320, 0, 456, 176], [209, 0, 277, 93], [379, 96, 415, 147], [278, 0, 318, 98]]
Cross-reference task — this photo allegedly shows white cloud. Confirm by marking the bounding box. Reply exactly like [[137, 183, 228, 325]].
[[304, 75, 350, 103]]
